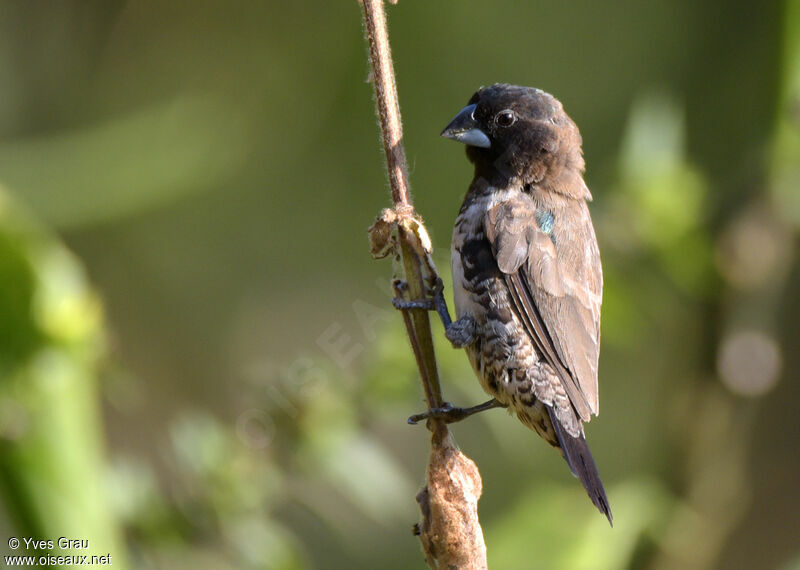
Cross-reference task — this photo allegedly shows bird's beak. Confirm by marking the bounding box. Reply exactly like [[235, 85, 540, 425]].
[[441, 104, 491, 148]]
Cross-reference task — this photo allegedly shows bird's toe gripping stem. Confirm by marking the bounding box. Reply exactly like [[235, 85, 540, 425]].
[[408, 398, 505, 425], [392, 277, 448, 317], [392, 278, 476, 349]]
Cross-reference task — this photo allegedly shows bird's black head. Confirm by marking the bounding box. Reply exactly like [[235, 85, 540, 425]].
[[442, 84, 589, 199]]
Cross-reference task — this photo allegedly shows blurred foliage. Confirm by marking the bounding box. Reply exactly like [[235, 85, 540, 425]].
[[0, 189, 126, 565], [0, 1, 798, 569], [0, 96, 250, 229]]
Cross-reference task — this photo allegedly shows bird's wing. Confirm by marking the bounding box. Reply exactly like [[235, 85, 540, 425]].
[[485, 197, 601, 421]]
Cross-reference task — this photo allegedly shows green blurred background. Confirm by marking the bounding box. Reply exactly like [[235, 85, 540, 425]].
[[0, 1, 798, 568]]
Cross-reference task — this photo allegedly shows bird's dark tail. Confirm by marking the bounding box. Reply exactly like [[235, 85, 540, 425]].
[[547, 406, 613, 526]]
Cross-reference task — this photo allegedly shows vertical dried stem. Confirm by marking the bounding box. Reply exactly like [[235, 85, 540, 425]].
[[362, 0, 443, 417], [360, 1, 488, 568], [361, 0, 412, 211]]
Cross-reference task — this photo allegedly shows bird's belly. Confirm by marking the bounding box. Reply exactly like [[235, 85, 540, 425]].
[[463, 328, 561, 445], [455, 273, 540, 407]]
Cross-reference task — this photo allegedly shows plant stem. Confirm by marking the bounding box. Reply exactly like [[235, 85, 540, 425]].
[[361, 0, 412, 211], [360, 2, 487, 568]]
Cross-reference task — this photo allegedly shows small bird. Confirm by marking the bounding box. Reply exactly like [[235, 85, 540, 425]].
[[439, 84, 611, 523]]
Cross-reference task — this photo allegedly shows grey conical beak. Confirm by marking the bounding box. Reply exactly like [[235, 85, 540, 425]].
[[441, 104, 491, 148]]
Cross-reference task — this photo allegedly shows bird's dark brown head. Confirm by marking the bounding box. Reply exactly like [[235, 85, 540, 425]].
[[442, 84, 590, 199]]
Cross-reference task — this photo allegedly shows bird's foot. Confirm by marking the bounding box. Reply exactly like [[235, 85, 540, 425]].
[[392, 278, 473, 350], [408, 398, 505, 425], [391, 278, 441, 311], [392, 297, 435, 311], [444, 316, 476, 348]]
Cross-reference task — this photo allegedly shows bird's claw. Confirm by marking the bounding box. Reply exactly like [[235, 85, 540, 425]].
[[408, 402, 456, 424], [392, 297, 435, 311], [392, 277, 444, 312], [408, 399, 504, 425], [444, 316, 477, 348]]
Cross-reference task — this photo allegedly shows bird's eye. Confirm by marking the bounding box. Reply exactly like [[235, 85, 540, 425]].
[[495, 110, 516, 127]]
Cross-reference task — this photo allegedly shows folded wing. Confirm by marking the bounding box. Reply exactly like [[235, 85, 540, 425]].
[[485, 197, 601, 422]]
